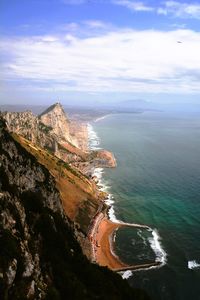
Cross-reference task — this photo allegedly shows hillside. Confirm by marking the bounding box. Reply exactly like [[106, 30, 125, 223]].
[[1, 103, 116, 173], [0, 103, 117, 257], [0, 118, 150, 299], [10, 131, 106, 246]]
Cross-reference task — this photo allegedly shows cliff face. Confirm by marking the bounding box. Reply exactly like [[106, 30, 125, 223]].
[[0, 119, 146, 300], [1, 103, 116, 173], [2, 110, 38, 143], [2, 110, 58, 155], [0, 104, 118, 246], [39, 103, 78, 147], [1, 103, 86, 163], [69, 120, 88, 151]]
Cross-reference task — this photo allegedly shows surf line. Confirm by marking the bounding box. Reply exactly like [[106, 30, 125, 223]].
[[88, 209, 165, 274], [87, 122, 167, 275]]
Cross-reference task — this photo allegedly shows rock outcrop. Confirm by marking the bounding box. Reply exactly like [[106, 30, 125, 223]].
[[0, 118, 149, 300], [39, 102, 78, 147], [69, 120, 88, 151], [1, 103, 116, 173], [2, 110, 38, 143], [90, 150, 117, 168]]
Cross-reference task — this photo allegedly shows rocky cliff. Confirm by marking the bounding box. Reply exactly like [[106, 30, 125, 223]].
[[1, 103, 83, 159], [0, 104, 117, 248], [39, 103, 78, 147], [1, 103, 116, 171], [0, 119, 149, 300]]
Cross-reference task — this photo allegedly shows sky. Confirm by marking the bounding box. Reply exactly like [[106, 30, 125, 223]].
[[1, 0, 200, 108]]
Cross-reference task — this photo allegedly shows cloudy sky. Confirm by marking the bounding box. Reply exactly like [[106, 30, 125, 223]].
[[1, 0, 200, 107]]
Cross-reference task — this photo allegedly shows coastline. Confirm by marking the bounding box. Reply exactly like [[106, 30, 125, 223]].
[[87, 118, 165, 275], [89, 210, 162, 272], [94, 114, 111, 123]]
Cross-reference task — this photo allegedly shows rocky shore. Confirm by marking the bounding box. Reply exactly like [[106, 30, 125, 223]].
[[0, 117, 151, 299], [85, 118, 163, 274], [1, 103, 159, 274]]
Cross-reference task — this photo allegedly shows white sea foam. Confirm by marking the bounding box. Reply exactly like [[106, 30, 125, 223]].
[[93, 167, 104, 180], [88, 122, 116, 216], [88, 124, 101, 150], [137, 229, 147, 246], [108, 206, 118, 222], [122, 270, 133, 279], [87, 121, 167, 275], [188, 260, 200, 270], [105, 194, 114, 205], [148, 229, 167, 265], [94, 114, 110, 123]]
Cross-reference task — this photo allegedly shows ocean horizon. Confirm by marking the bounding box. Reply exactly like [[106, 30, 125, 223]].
[[89, 111, 200, 300]]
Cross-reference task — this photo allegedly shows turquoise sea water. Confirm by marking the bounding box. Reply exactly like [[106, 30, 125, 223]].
[[92, 112, 200, 300]]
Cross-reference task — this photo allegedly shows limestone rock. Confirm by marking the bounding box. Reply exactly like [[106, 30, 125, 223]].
[[0, 119, 140, 300], [39, 102, 75, 145]]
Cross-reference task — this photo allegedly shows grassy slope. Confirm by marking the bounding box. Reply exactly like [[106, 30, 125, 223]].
[[12, 133, 101, 232]]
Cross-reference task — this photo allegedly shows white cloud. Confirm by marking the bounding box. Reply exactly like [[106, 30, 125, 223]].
[[58, 0, 200, 21], [83, 20, 108, 28], [112, 0, 200, 19], [113, 0, 154, 12], [1, 29, 200, 93], [158, 1, 200, 19], [40, 36, 59, 42]]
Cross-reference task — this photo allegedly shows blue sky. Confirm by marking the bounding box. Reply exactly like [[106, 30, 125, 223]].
[[1, 0, 200, 107]]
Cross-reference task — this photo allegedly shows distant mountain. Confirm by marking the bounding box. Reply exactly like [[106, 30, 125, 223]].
[[119, 99, 150, 107], [0, 104, 47, 115], [114, 99, 157, 112]]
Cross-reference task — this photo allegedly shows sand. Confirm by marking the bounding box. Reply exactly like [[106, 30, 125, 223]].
[[90, 216, 127, 269], [90, 214, 162, 272]]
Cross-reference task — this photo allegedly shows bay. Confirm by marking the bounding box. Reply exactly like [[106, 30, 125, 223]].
[[92, 112, 200, 300]]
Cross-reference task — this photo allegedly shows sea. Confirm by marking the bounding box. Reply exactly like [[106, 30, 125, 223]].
[[88, 111, 200, 300]]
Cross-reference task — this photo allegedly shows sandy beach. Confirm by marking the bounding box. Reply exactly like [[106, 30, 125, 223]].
[[92, 216, 127, 269], [89, 212, 162, 272]]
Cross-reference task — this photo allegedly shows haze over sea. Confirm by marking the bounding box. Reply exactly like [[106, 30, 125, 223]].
[[91, 111, 200, 300]]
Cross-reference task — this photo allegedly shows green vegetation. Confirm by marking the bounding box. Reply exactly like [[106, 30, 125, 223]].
[[39, 121, 53, 134], [56, 159, 85, 181], [75, 199, 97, 233]]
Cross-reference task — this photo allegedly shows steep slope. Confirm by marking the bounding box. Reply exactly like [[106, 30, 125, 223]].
[[11, 132, 105, 235], [0, 118, 149, 300], [1, 105, 85, 163], [0, 104, 116, 251], [2, 110, 58, 155], [1, 103, 116, 171], [39, 102, 78, 147]]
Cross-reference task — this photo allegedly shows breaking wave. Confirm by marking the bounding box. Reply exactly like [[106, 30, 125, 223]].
[[188, 260, 200, 270], [88, 122, 167, 278], [122, 270, 133, 279], [88, 124, 101, 150], [148, 229, 167, 265]]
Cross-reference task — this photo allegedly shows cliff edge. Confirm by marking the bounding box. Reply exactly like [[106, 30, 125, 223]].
[[1, 103, 116, 171], [0, 118, 149, 300]]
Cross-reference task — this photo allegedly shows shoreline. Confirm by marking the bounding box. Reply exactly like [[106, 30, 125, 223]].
[[87, 116, 165, 275], [89, 210, 162, 272], [94, 114, 111, 123]]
